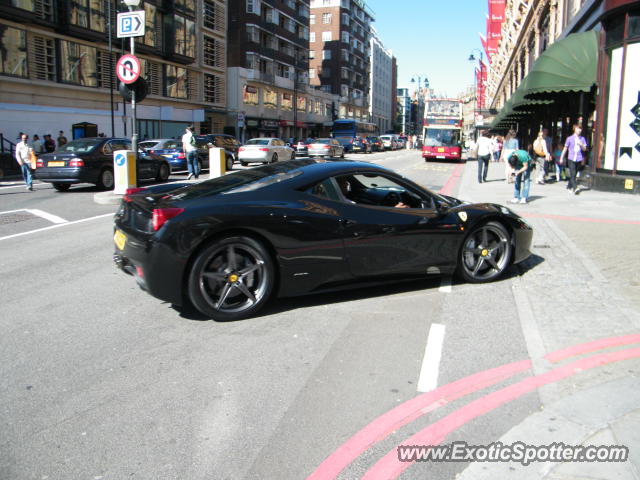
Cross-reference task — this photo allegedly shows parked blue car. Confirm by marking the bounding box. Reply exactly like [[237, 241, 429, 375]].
[[139, 138, 209, 172]]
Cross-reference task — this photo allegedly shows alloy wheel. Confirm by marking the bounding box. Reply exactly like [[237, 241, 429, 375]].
[[459, 222, 512, 282]]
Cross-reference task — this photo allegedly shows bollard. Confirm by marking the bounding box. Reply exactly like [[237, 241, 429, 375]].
[[208, 147, 226, 179], [113, 150, 137, 194]]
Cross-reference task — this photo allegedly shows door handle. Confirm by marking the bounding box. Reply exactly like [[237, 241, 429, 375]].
[[342, 219, 357, 226]]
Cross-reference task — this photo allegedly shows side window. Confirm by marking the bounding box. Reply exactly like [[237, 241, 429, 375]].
[[102, 142, 113, 154], [308, 178, 341, 201], [112, 141, 130, 151], [214, 137, 225, 147], [336, 173, 428, 209]]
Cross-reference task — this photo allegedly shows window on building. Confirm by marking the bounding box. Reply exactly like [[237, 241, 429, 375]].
[[282, 93, 292, 110], [60, 40, 97, 86], [322, 13, 332, 24], [342, 31, 349, 43], [308, 50, 315, 59], [204, 73, 224, 104], [166, 65, 189, 99], [342, 13, 349, 25], [297, 96, 306, 112], [322, 49, 331, 60], [263, 88, 277, 108], [310, 32, 316, 42], [28, 34, 55, 81], [204, 0, 225, 31], [309, 68, 315, 79], [277, 63, 291, 78], [310, 14, 315, 25], [322, 31, 332, 41], [203, 36, 224, 68], [243, 85, 259, 105], [142, 3, 160, 47], [247, 0, 261, 14], [0, 26, 28, 78], [172, 15, 196, 58]]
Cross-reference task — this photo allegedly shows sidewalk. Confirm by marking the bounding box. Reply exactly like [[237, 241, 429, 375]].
[[454, 159, 640, 480]]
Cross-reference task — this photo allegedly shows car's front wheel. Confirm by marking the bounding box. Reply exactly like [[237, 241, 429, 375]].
[[457, 221, 512, 283], [187, 236, 275, 321], [52, 183, 71, 192]]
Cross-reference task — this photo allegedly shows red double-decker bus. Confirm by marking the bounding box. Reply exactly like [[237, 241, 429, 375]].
[[422, 98, 463, 162]]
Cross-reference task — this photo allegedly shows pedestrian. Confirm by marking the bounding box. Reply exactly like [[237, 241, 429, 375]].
[[476, 130, 493, 183], [500, 129, 519, 183], [57, 130, 68, 147], [552, 138, 564, 182], [559, 124, 588, 194], [31, 134, 44, 154], [412, 134, 418, 149], [508, 149, 532, 204], [181, 125, 199, 180], [43, 134, 56, 152], [15, 133, 34, 191], [491, 135, 502, 162], [532, 129, 551, 184]]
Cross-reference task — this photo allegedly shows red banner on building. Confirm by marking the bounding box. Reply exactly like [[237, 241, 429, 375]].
[[476, 66, 487, 110], [486, 0, 505, 62]]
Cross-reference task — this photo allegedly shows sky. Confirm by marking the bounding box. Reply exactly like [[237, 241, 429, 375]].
[[366, 0, 488, 98]]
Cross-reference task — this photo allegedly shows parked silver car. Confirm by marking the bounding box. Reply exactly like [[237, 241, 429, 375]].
[[307, 138, 345, 158], [238, 138, 295, 165]]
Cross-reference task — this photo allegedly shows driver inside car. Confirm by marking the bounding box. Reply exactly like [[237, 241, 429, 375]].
[[337, 176, 410, 208]]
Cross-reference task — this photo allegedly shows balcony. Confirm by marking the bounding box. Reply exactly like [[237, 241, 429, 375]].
[[246, 69, 275, 84]]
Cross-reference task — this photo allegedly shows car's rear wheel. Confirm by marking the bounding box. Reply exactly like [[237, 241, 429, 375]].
[[156, 163, 170, 182], [52, 183, 71, 192], [271, 153, 278, 163], [226, 155, 233, 171], [96, 168, 114, 190], [188, 236, 275, 321], [340, 151, 345, 159], [240, 161, 248, 167], [457, 221, 512, 283]]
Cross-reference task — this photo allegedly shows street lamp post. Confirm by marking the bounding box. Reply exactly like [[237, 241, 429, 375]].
[[468, 49, 484, 140], [410, 76, 429, 136], [123, 0, 141, 164]]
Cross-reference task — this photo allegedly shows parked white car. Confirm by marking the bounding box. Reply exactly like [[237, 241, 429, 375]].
[[238, 138, 295, 166], [379, 135, 398, 150]]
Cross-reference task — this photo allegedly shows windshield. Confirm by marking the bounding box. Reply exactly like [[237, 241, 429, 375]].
[[246, 139, 270, 146], [55, 139, 101, 153], [332, 122, 355, 134], [335, 137, 352, 145], [424, 129, 460, 147]]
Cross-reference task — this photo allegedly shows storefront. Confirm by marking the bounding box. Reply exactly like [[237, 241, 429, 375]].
[[592, 3, 640, 192]]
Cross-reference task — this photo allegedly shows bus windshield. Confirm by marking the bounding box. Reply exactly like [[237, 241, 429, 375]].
[[424, 129, 460, 148]]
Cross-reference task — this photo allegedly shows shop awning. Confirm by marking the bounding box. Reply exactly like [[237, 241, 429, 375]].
[[520, 30, 598, 101]]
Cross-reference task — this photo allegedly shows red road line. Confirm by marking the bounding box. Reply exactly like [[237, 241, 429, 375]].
[[306, 333, 640, 480], [545, 334, 640, 363], [361, 347, 640, 480], [521, 212, 640, 225], [438, 164, 465, 197], [304, 359, 532, 480]]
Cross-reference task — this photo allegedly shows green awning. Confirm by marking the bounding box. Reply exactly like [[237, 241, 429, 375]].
[[521, 30, 598, 100]]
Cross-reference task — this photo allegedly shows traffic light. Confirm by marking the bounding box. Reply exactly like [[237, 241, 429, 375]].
[[118, 77, 148, 103]]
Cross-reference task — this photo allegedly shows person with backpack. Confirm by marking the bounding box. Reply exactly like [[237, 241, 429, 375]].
[[532, 129, 552, 184], [182, 125, 199, 180]]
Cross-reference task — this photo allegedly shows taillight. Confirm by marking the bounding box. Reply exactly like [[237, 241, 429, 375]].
[[350, 139, 354, 144], [323, 145, 331, 149], [259, 148, 269, 152], [149, 150, 155, 154], [177, 152, 185, 159], [239, 147, 245, 152], [152, 207, 184, 231], [69, 159, 84, 167], [123, 187, 148, 202], [36, 158, 44, 168]]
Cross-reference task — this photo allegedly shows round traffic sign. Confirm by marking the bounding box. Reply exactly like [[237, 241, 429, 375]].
[[115, 153, 126, 166], [116, 54, 141, 85]]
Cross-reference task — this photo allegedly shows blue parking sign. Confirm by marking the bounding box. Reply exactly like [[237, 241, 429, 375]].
[[117, 11, 145, 38]]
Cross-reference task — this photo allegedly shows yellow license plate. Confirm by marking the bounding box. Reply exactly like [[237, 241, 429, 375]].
[[437, 148, 445, 153], [114, 229, 126, 250], [48, 161, 65, 167]]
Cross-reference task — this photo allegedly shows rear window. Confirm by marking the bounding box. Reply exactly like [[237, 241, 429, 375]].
[[164, 161, 313, 200], [313, 139, 331, 144], [246, 139, 270, 146], [56, 139, 101, 153]]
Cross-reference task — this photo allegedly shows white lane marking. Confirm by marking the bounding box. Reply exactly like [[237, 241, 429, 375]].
[[0, 213, 113, 242], [417, 323, 446, 393], [26, 209, 67, 224], [0, 209, 27, 215], [439, 276, 452, 293], [0, 182, 48, 191]]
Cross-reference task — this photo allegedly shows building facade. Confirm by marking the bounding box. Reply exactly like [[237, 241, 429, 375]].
[[227, 0, 326, 142], [396, 87, 410, 135], [309, 0, 373, 122], [487, 0, 640, 192], [368, 28, 393, 134], [0, 0, 228, 144]]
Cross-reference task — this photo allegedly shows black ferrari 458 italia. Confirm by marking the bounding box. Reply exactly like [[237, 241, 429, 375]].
[[113, 159, 533, 320]]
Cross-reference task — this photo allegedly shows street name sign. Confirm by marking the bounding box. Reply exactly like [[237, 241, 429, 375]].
[[117, 11, 145, 38], [116, 54, 141, 84]]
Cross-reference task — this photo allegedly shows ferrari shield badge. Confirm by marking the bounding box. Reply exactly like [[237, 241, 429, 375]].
[[458, 211, 468, 222]]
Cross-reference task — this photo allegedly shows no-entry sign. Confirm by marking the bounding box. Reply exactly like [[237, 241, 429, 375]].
[[116, 54, 140, 85]]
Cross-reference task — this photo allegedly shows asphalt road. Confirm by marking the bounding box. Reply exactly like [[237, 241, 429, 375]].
[[1, 149, 540, 480]]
